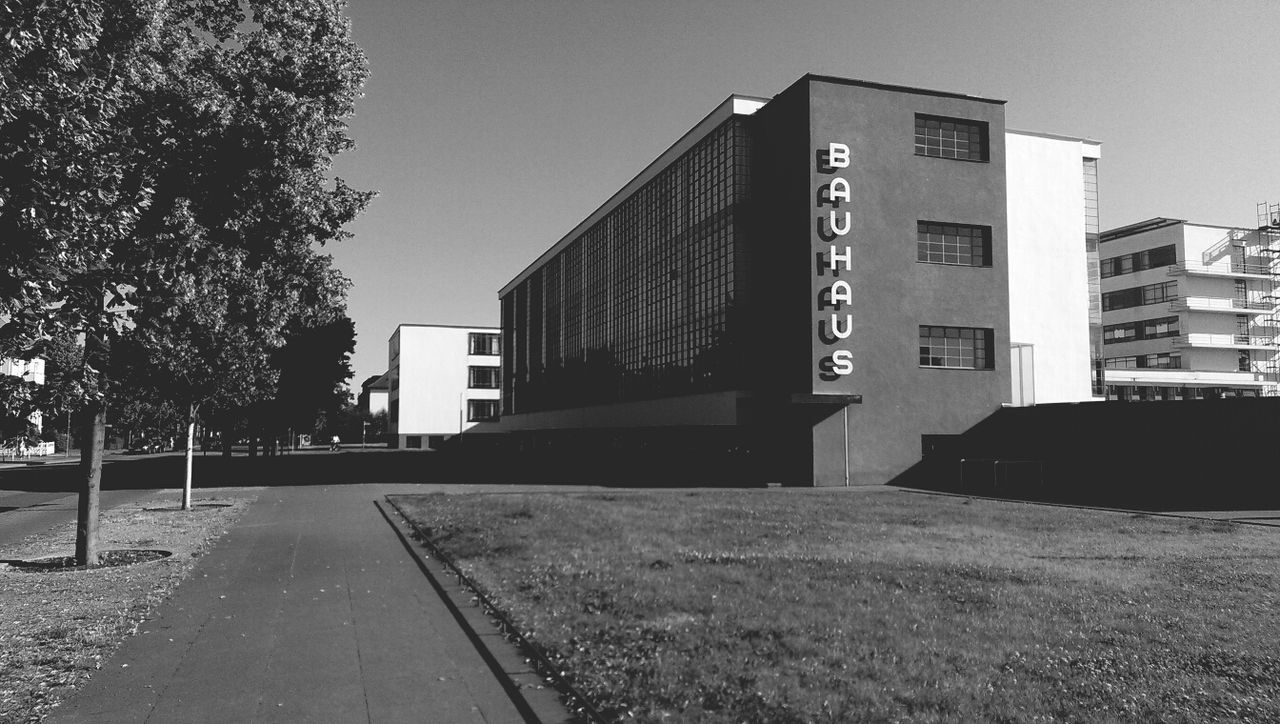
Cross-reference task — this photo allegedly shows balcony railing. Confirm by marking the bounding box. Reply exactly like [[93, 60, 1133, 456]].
[[1167, 261, 1274, 277], [1171, 333, 1278, 348], [1169, 297, 1275, 313]]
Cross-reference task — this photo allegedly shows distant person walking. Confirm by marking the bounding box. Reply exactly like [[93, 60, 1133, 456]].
[[329, 435, 341, 452]]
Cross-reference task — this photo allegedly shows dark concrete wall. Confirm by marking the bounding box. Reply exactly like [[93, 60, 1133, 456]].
[[804, 78, 1010, 485], [899, 398, 1280, 510], [748, 82, 812, 395]]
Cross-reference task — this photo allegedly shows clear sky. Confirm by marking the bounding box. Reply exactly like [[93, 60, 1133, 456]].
[[328, 0, 1280, 388]]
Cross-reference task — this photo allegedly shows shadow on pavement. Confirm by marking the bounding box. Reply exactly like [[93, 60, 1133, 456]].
[[0, 448, 760, 493], [0, 451, 474, 492]]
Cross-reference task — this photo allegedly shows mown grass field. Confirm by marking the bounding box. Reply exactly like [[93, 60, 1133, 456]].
[[391, 488, 1280, 723]]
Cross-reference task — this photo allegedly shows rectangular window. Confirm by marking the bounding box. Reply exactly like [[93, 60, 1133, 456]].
[[467, 399, 500, 422], [1100, 245, 1176, 279], [468, 332, 501, 356], [1104, 353, 1181, 369], [914, 114, 988, 162], [1142, 316, 1178, 339], [1103, 316, 1179, 344], [468, 366, 500, 389], [918, 326, 994, 369], [916, 222, 992, 266], [1102, 281, 1177, 311]]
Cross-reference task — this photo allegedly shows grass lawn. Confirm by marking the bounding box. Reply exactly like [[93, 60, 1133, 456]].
[[390, 488, 1280, 723], [0, 492, 257, 723]]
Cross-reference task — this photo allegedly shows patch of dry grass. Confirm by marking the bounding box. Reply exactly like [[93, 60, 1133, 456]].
[[0, 492, 259, 723], [391, 489, 1280, 723]]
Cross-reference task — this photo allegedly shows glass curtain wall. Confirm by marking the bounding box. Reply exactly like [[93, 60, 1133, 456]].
[[501, 117, 753, 415]]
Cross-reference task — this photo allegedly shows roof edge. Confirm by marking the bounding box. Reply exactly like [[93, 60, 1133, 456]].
[[802, 73, 1007, 105], [1006, 128, 1102, 145], [1100, 217, 1185, 242], [498, 94, 767, 296]]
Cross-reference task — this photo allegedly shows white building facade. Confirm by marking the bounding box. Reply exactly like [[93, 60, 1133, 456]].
[[387, 325, 501, 449], [358, 372, 389, 416], [1099, 208, 1280, 400], [1005, 130, 1105, 406], [1, 356, 45, 432]]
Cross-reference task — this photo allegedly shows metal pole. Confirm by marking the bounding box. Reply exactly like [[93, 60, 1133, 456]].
[[842, 405, 850, 487]]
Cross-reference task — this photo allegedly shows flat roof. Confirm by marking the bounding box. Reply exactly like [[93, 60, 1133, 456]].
[[391, 323, 498, 336], [498, 73, 1009, 297], [1100, 218, 1185, 242], [802, 73, 1006, 105], [1006, 127, 1102, 145]]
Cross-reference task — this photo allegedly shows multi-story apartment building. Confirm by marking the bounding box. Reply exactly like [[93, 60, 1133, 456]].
[[386, 325, 500, 449], [1, 356, 45, 432], [1099, 205, 1280, 400], [483, 74, 1102, 486]]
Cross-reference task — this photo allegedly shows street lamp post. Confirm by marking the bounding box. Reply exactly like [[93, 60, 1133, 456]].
[[362, 421, 367, 449]]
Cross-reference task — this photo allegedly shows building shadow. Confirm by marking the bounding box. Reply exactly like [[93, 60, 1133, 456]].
[[0, 443, 769, 493], [891, 398, 1280, 511], [0, 451, 492, 493]]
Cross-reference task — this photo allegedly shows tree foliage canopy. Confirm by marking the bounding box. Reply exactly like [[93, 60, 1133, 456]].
[[1, 0, 373, 401], [1, 0, 372, 560]]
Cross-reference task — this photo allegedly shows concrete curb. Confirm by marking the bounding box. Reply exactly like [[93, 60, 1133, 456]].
[[375, 499, 585, 724]]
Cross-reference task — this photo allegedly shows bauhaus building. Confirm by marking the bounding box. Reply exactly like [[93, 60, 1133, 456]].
[[478, 74, 1103, 486]]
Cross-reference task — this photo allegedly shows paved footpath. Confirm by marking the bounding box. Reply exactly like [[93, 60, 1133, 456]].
[[47, 484, 555, 723]]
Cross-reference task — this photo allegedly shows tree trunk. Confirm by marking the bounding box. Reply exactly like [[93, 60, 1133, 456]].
[[248, 433, 258, 457], [75, 402, 105, 567], [182, 403, 195, 510], [221, 422, 233, 458]]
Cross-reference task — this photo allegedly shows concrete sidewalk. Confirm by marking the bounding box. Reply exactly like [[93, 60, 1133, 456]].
[[47, 484, 570, 723]]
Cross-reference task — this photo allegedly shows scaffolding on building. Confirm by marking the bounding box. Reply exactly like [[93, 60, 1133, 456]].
[[1256, 202, 1280, 395]]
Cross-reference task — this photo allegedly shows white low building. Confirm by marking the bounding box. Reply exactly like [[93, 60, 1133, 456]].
[[1098, 206, 1280, 400], [387, 324, 501, 449]]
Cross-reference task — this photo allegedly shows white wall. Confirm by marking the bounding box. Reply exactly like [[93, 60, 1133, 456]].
[[367, 389, 388, 416], [1005, 131, 1099, 404], [388, 325, 500, 443], [1, 357, 44, 385]]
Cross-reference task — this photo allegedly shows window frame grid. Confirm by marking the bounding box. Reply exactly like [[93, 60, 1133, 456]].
[[913, 114, 989, 162], [916, 221, 993, 267], [918, 325, 995, 370]]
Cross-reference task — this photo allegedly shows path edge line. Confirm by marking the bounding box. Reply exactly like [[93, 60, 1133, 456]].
[[374, 498, 589, 724]]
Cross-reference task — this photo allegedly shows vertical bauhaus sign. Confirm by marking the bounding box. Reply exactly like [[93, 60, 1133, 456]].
[[813, 141, 857, 393]]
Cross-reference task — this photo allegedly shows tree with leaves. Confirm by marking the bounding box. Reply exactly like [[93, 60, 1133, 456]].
[[1, 0, 372, 562]]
